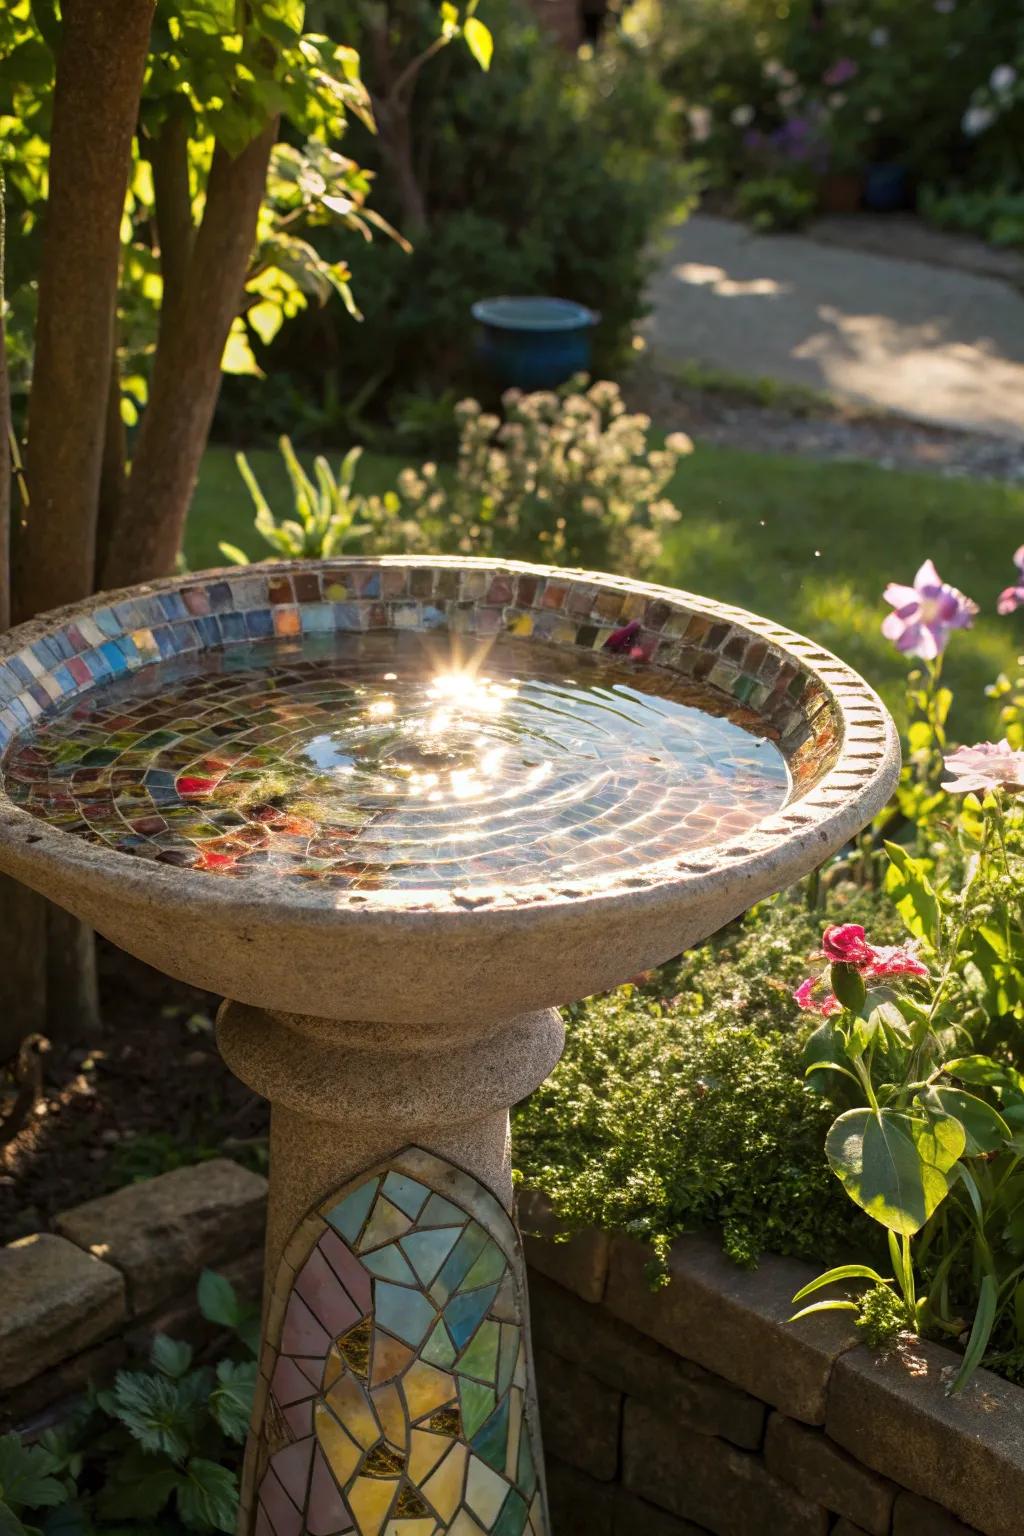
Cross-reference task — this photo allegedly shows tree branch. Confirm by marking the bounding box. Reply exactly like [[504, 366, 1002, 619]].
[[0, 164, 10, 633], [101, 117, 279, 587], [149, 103, 195, 326], [14, 0, 155, 622]]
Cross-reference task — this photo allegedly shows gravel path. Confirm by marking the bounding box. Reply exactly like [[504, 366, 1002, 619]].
[[645, 214, 1024, 444], [628, 364, 1024, 484]]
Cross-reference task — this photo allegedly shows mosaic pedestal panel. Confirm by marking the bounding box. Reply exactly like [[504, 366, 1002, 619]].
[[247, 1149, 547, 1536]]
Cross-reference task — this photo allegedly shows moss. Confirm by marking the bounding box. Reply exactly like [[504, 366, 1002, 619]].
[[513, 888, 892, 1269]]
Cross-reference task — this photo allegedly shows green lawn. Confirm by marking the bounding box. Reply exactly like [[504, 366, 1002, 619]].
[[188, 441, 1024, 742]]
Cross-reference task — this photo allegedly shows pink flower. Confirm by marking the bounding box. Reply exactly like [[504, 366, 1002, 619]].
[[824, 57, 858, 86], [997, 545, 1024, 615], [881, 559, 979, 660], [822, 923, 875, 967], [865, 942, 930, 979], [821, 923, 930, 980], [794, 977, 842, 1016], [942, 740, 1024, 794]]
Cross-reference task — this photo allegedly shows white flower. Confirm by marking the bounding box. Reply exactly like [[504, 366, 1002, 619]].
[[688, 105, 712, 142], [866, 105, 883, 123], [991, 64, 1017, 95], [962, 104, 996, 136], [934, 0, 954, 10], [828, 92, 847, 110], [730, 104, 755, 127], [870, 26, 889, 46]]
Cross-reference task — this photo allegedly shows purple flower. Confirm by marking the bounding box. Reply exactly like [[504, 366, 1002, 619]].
[[824, 57, 858, 87], [997, 545, 1024, 615], [881, 559, 979, 660], [942, 740, 1024, 794]]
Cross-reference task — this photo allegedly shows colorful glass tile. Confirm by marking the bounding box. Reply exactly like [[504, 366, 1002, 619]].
[[360, 1198, 415, 1252], [421, 1443, 468, 1524], [363, 1245, 419, 1285], [252, 1150, 546, 1536], [464, 1458, 509, 1526]]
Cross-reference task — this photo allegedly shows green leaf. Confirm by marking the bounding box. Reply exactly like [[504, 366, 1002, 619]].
[[217, 541, 251, 566], [884, 842, 941, 947], [175, 1459, 238, 1534], [103, 1372, 206, 1464], [210, 1360, 257, 1442], [789, 1299, 859, 1322], [917, 1086, 1010, 1155], [463, 15, 493, 69], [96, 1464, 179, 1522], [0, 1503, 32, 1536], [0, 1437, 64, 1511], [221, 318, 264, 377], [943, 1056, 1024, 1095], [825, 1108, 964, 1236], [829, 962, 866, 1017], [791, 1264, 888, 1304], [151, 1335, 194, 1380], [197, 1270, 241, 1330], [947, 1274, 998, 1395]]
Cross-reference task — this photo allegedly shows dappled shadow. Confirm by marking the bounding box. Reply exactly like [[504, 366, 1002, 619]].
[[646, 215, 1024, 441]]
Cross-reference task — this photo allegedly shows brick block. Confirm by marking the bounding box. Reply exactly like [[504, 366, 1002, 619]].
[[56, 1158, 267, 1314], [607, 1234, 857, 1424], [530, 1272, 764, 1450], [521, 1190, 610, 1304], [764, 1411, 896, 1533], [622, 1397, 829, 1535], [537, 1347, 621, 1481], [828, 1342, 1024, 1536], [0, 1233, 125, 1390]]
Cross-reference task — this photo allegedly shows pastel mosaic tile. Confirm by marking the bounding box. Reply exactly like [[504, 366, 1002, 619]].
[[250, 1151, 547, 1536]]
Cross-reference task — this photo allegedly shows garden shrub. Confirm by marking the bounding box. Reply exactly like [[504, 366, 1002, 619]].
[[226, 378, 693, 576], [232, 0, 694, 439], [513, 887, 893, 1273], [625, 0, 1023, 230]]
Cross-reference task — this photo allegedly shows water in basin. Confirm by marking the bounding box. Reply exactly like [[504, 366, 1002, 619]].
[[2, 633, 789, 892]]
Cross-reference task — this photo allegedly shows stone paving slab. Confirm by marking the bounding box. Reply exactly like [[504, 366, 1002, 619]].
[[645, 214, 1024, 441]]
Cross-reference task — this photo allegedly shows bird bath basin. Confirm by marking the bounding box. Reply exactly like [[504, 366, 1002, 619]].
[[0, 557, 898, 1536]]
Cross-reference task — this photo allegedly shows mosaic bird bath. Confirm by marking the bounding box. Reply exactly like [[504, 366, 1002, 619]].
[[0, 557, 899, 1536]]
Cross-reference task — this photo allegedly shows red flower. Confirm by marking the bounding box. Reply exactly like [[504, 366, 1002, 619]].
[[604, 621, 654, 662], [821, 924, 875, 967], [794, 977, 842, 1017], [820, 923, 929, 980]]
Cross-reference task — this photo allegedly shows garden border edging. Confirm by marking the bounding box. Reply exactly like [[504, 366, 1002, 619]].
[[3, 1167, 1023, 1536]]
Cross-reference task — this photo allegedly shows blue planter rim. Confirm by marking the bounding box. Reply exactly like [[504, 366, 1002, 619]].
[[471, 295, 599, 332]]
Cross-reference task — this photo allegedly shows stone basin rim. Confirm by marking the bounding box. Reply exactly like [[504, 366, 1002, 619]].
[[0, 555, 901, 926]]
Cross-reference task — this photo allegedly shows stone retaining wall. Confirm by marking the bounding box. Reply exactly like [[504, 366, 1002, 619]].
[[4, 1166, 1024, 1536]]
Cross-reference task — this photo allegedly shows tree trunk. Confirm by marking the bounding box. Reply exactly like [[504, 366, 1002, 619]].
[[14, 0, 155, 622], [94, 319, 127, 579], [100, 118, 278, 587]]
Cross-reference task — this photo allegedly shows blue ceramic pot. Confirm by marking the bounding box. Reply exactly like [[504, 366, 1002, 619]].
[[864, 163, 911, 213], [471, 296, 599, 391]]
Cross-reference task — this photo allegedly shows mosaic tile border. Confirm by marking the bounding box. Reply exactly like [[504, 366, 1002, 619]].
[[244, 1147, 547, 1536], [0, 558, 899, 913]]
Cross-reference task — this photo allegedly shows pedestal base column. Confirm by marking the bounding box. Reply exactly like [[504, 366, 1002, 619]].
[[217, 1001, 564, 1536]]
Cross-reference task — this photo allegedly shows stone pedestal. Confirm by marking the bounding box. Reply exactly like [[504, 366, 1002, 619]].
[[217, 1000, 564, 1536]]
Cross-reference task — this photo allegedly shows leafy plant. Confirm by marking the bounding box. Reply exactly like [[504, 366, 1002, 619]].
[[1, 1272, 258, 1534], [223, 436, 382, 563], [735, 175, 817, 232]]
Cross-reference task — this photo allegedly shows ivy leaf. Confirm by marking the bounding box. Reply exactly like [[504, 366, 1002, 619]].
[[826, 1108, 964, 1236], [151, 1335, 194, 1380], [175, 1459, 238, 1534], [197, 1270, 241, 1330], [102, 1372, 208, 1464], [210, 1360, 257, 1443], [463, 15, 493, 70], [0, 1436, 64, 1510]]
